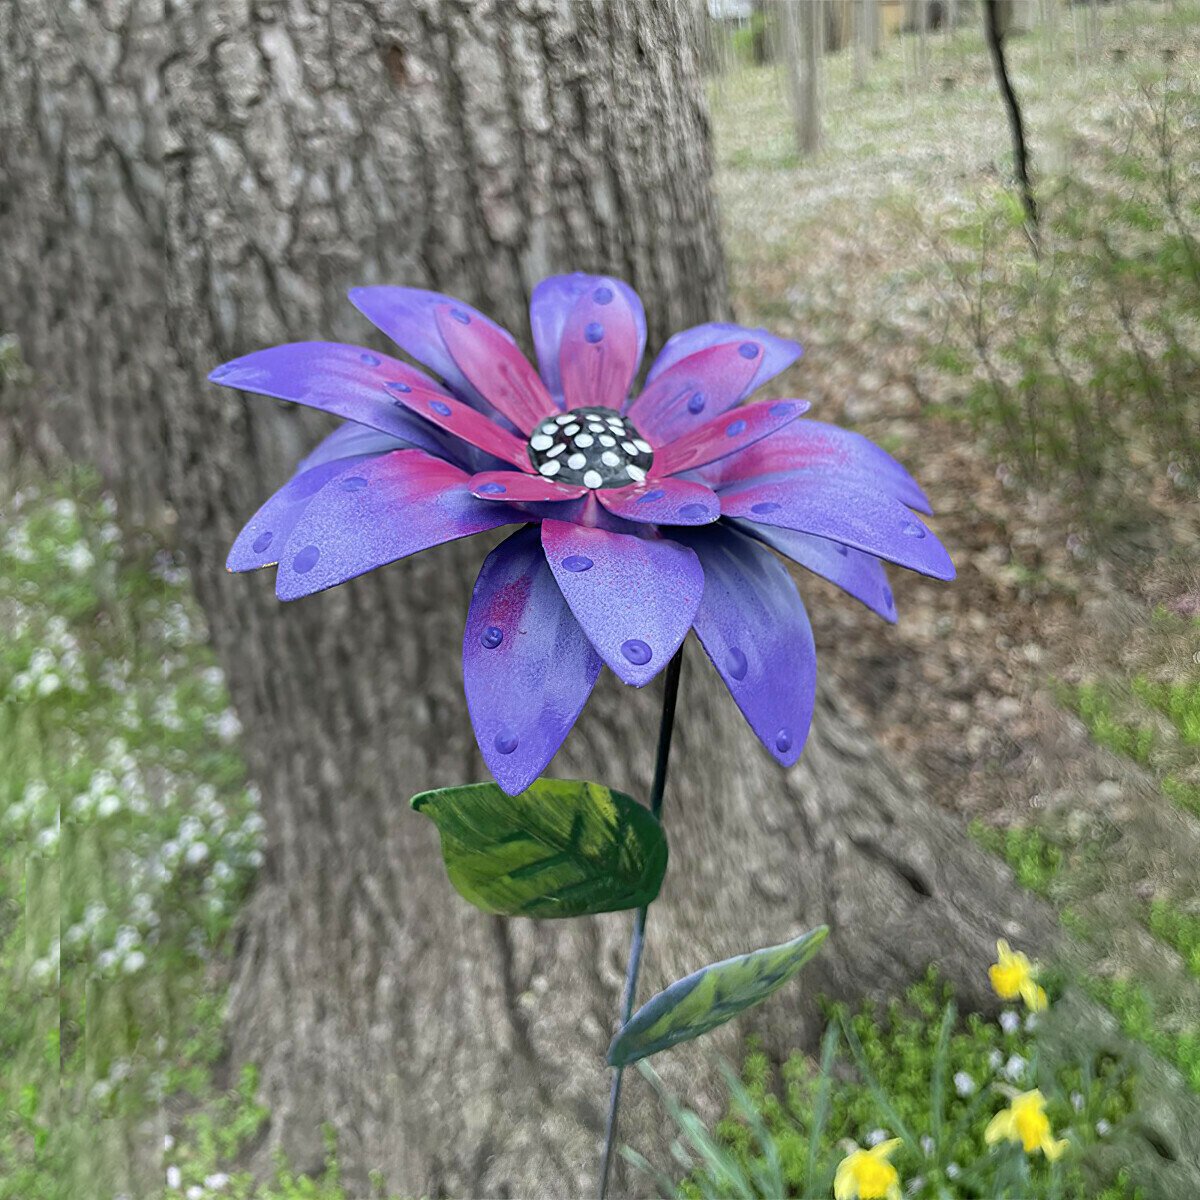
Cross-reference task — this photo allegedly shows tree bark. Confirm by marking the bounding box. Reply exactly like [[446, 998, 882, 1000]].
[[1, 0, 1056, 1195], [782, 0, 822, 157]]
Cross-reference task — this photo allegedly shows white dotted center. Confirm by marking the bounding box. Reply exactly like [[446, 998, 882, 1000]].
[[527, 406, 654, 489]]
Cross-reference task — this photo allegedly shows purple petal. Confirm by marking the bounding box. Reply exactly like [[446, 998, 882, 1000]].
[[730, 519, 897, 623], [718, 471, 955, 581], [297, 422, 413, 473], [469, 471, 586, 503], [434, 304, 556, 433], [347, 287, 517, 409], [695, 420, 932, 514], [228, 454, 377, 573], [672, 525, 816, 767], [541, 519, 703, 686], [652, 399, 808, 477], [624, 341, 762, 443], [274, 450, 520, 601], [645, 321, 802, 397], [388, 376, 531, 470], [560, 278, 644, 412], [531, 274, 647, 402], [597, 478, 720, 527], [464, 525, 603, 795], [208, 342, 458, 457]]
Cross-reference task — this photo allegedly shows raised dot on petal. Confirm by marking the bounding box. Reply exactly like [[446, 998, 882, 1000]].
[[477, 481, 507, 495], [568, 453, 587, 470], [620, 639, 652, 666], [584, 321, 604, 343], [637, 489, 665, 503], [450, 308, 471, 324], [430, 400, 452, 416], [770, 402, 794, 418], [251, 532, 273, 553], [583, 470, 603, 489], [883, 586, 894, 610], [493, 729, 519, 754], [835, 543, 849, 556], [574, 433, 594, 448], [539, 461, 561, 477], [593, 285, 613, 304], [564, 423, 580, 436], [726, 419, 747, 437], [687, 392, 706, 414], [599, 434, 616, 447], [774, 728, 793, 753], [340, 476, 368, 491], [359, 352, 380, 365], [751, 501, 780, 514], [530, 434, 553, 451], [726, 647, 748, 680], [621, 441, 639, 455], [626, 465, 646, 483], [546, 443, 566, 458], [902, 521, 926, 538], [601, 451, 620, 467], [678, 502, 707, 520], [386, 380, 412, 393], [293, 545, 320, 574], [633, 438, 652, 453], [480, 625, 504, 649], [555, 413, 574, 425], [562, 555, 593, 572], [738, 341, 760, 359]]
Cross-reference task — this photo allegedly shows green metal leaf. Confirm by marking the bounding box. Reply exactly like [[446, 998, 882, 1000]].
[[411, 778, 668, 918], [607, 926, 829, 1066]]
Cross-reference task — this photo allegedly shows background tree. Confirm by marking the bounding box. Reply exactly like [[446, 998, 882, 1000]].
[[1, 0, 1054, 1194], [783, 0, 824, 155]]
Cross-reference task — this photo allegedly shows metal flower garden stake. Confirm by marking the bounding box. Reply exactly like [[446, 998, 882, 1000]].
[[212, 273, 953, 1194]]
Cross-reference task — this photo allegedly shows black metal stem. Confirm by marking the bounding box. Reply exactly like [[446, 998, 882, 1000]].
[[597, 648, 683, 1199]]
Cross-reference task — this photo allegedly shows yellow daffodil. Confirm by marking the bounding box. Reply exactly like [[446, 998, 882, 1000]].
[[989, 939, 1048, 1012], [985, 1089, 1068, 1160], [834, 1139, 903, 1200]]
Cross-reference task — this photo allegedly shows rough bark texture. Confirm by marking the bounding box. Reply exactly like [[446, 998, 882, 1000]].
[[1, 1, 1056, 1196]]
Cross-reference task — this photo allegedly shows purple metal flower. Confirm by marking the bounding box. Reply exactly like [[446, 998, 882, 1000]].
[[211, 274, 954, 794]]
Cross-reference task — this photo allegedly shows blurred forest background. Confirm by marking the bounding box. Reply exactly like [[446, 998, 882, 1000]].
[[1, 1, 1198, 1198]]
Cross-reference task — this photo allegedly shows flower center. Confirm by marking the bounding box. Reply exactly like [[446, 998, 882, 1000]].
[[526, 406, 654, 489]]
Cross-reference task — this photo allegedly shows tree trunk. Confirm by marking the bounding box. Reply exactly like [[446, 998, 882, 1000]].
[[1, 0, 1056, 1195], [782, 0, 822, 157]]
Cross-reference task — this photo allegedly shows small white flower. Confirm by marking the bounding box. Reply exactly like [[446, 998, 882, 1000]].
[[166, 1164, 182, 1189], [953, 1071, 976, 1097], [1096, 1119, 1111, 1137], [36, 673, 62, 697], [1003, 1053, 1027, 1082], [1024, 1012, 1039, 1032], [215, 708, 242, 741], [946, 1163, 961, 1179], [63, 542, 95, 573], [865, 1128, 890, 1147], [204, 1173, 230, 1190], [185, 842, 209, 866], [123, 951, 146, 974], [920, 1134, 935, 1156], [187, 1187, 203, 1200], [1071, 1091, 1085, 1112], [905, 1177, 925, 1197], [999, 1009, 1020, 1034], [163, 1133, 175, 1152]]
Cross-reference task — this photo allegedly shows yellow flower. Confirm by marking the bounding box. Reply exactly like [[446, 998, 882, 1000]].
[[834, 1139, 903, 1200], [985, 1089, 1069, 1160], [988, 939, 1048, 1012]]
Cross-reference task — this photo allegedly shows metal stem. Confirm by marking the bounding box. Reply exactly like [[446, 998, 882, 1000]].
[[597, 648, 683, 1199]]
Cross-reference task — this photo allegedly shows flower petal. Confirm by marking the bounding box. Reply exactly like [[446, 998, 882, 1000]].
[[227, 453, 379, 573], [672, 526, 815, 767], [346, 287, 518, 409], [388, 378, 531, 470], [624, 341, 763, 444], [531, 273, 647, 402], [274, 450, 520, 601], [541, 519, 703, 686], [645, 321, 802, 397], [297, 422, 412, 473], [433, 303, 556, 433], [469, 471, 586, 503], [730, 519, 897, 622], [695, 420, 932, 514], [652, 400, 808, 477], [598, 478, 720, 527], [209, 342, 463, 458], [463, 525, 603, 795], [719, 472, 955, 581], [559, 277, 644, 411]]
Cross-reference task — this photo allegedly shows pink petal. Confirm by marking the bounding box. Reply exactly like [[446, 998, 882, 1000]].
[[651, 399, 808, 477], [559, 279, 643, 411], [598, 478, 720, 526], [434, 304, 557, 433], [624, 341, 762, 443], [389, 378, 530, 470], [469, 471, 586, 503]]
